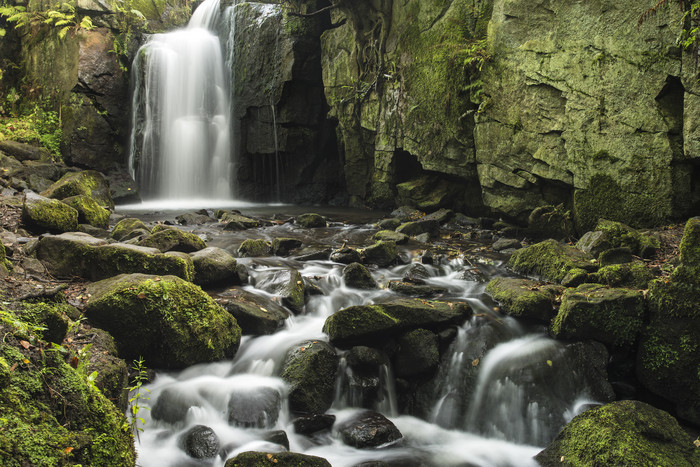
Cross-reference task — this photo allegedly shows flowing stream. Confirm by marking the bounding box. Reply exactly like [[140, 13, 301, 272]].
[[129, 219, 607, 467]]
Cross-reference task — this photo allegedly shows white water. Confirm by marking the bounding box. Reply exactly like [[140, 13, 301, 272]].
[[128, 0, 234, 201], [131, 242, 607, 466]]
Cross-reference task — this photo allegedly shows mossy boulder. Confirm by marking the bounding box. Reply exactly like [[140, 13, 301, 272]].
[[237, 239, 271, 257], [637, 218, 700, 424], [485, 278, 563, 323], [590, 263, 655, 289], [225, 451, 331, 467], [190, 247, 239, 287], [296, 213, 326, 228], [22, 192, 79, 233], [377, 218, 401, 230], [36, 233, 194, 281], [387, 280, 447, 298], [281, 340, 338, 414], [527, 205, 572, 240], [396, 219, 439, 238], [271, 237, 302, 256], [393, 328, 439, 378], [598, 247, 633, 266], [217, 289, 290, 336], [336, 411, 403, 448], [10, 300, 71, 345], [138, 227, 206, 253], [508, 239, 597, 283], [342, 262, 378, 289], [552, 284, 645, 348], [217, 211, 259, 229], [111, 218, 150, 241], [61, 195, 110, 229], [593, 219, 659, 259], [41, 170, 114, 209], [330, 246, 362, 264], [85, 274, 241, 369], [535, 400, 700, 466], [362, 240, 399, 267], [254, 269, 305, 314], [323, 298, 471, 348], [373, 230, 409, 244]]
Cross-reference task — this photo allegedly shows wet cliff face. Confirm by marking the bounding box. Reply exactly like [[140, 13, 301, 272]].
[[321, 0, 700, 227]]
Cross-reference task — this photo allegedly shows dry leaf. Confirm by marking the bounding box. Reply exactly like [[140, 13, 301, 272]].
[[70, 357, 79, 368], [9, 363, 17, 372], [266, 454, 273, 459], [154, 277, 161, 281], [137, 292, 147, 299], [19, 340, 30, 349], [300, 347, 306, 352], [64, 447, 74, 454], [22, 359, 30, 364], [472, 358, 480, 367]]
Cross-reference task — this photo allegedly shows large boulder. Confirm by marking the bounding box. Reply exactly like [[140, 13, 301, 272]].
[[36, 233, 194, 281], [551, 284, 645, 348], [592, 219, 659, 258], [336, 411, 402, 448], [535, 401, 700, 466], [228, 386, 282, 428], [323, 298, 471, 348], [41, 170, 114, 209], [137, 226, 206, 253], [396, 219, 439, 238], [254, 269, 305, 314], [392, 328, 439, 378], [85, 274, 241, 369], [508, 239, 597, 283], [190, 247, 239, 286], [486, 277, 563, 323], [342, 262, 378, 289], [296, 213, 326, 228], [271, 237, 302, 256], [589, 262, 656, 289], [224, 452, 331, 467], [636, 217, 700, 424], [373, 230, 409, 244], [61, 194, 111, 229], [179, 425, 219, 460], [237, 239, 271, 257], [22, 191, 79, 233], [330, 246, 362, 264], [281, 340, 338, 414], [217, 289, 290, 336], [362, 241, 400, 267], [111, 217, 150, 241], [387, 280, 447, 298]]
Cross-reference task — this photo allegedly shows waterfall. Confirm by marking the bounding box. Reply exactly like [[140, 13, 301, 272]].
[[128, 0, 234, 200]]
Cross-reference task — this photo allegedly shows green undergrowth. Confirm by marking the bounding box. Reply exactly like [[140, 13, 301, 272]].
[[0, 105, 62, 160]]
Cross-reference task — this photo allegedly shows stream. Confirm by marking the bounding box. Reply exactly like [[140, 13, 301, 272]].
[[121, 207, 608, 467]]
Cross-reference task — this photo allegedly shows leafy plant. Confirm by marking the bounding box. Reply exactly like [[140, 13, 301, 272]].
[[640, 0, 700, 56], [109, 0, 148, 72], [0, 1, 94, 39], [126, 357, 150, 439]]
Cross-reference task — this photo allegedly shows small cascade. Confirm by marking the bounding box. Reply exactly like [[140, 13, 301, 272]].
[[128, 0, 234, 200]]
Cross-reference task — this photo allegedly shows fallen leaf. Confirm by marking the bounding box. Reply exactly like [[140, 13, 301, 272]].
[[137, 292, 147, 299], [266, 454, 273, 460], [300, 347, 306, 352], [70, 357, 79, 368], [22, 359, 30, 365], [546, 360, 553, 367], [694, 438, 700, 448], [9, 363, 17, 372], [64, 447, 74, 454], [19, 340, 30, 349], [154, 277, 161, 281], [472, 358, 480, 367]]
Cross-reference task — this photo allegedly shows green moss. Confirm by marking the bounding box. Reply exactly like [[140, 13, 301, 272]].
[[22, 195, 79, 232], [678, 217, 700, 274], [573, 174, 670, 232], [61, 195, 110, 229], [594, 219, 659, 258], [535, 400, 700, 466], [551, 284, 644, 348], [41, 171, 113, 209], [296, 213, 326, 228], [137, 228, 206, 253], [111, 217, 150, 241], [237, 239, 270, 257], [362, 240, 399, 267], [85, 274, 241, 369], [485, 277, 560, 322], [508, 239, 597, 283], [225, 451, 332, 467], [591, 263, 655, 289], [281, 340, 338, 414]]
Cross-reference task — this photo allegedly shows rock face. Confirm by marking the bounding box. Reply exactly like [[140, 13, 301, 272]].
[[535, 401, 700, 466], [84, 274, 241, 369], [281, 340, 338, 414]]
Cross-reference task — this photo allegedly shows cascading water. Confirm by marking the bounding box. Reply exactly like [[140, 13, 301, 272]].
[[130, 220, 612, 466], [128, 0, 234, 200]]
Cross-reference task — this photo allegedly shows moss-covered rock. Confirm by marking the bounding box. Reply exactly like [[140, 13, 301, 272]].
[[137, 227, 206, 253], [0, 308, 135, 466], [594, 219, 659, 259], [330, 247, 362, 264], [377, 218, 402, 230], [296, 213, 326, 228], [336, 410, 403, 449], [22, 192, 79, 233], [85, 274, 241, 369], [254, 269, 305, 314], [508, 239, 597, 283], [218, 211, 260, 229], [362, 240, 399, 267], [41, 170, 114, 209], [527, 205, 572, 240], [190, 247, 238, 287], [111, 218, 150, 241], [217, 289, 290, 336], [323, 298, 471, 348], [535, 400, 700, 466], [61, 195, 110, 229], [36, 233, 194, 281], [342, 262, 378, 289], [387, 280, 447, 298], [396, 219, 440, 238], [485, 277, 562, 323], [373, 230, 409, 244], [590, 263, 655, 289], [237, 239, 271, 257], [225, 451, 331, 467], [271, 237, 302, 256], [597, 247, 634, 266], [552, 284, 645, 348], [393, 328, 439, 378], [281, 340, 338, 414]]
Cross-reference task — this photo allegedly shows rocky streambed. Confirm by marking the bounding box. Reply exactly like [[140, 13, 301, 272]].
[[0, 159, 698, 465]]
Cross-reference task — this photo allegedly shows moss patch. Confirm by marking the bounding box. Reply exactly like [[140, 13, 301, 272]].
[[485, 277, 562, 323], [61, 195, 110, 229], [508, 239, 597, 283]]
